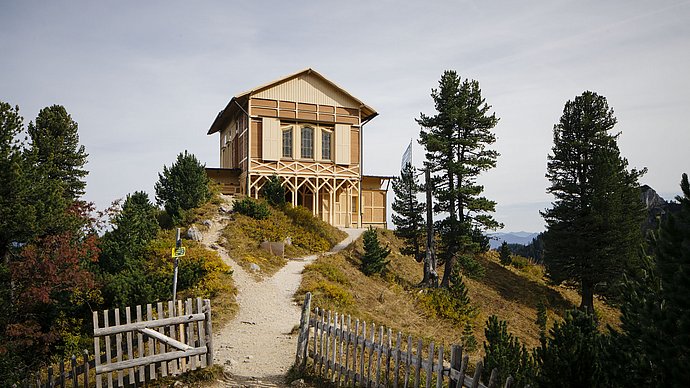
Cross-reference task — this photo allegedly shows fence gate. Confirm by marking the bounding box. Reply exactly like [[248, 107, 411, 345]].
[[92, 297, 213, 388]]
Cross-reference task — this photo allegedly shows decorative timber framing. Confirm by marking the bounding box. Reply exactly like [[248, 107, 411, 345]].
[[207, 68, 391, 228]]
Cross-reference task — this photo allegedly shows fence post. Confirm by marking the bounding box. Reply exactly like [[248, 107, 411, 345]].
[[488, 368, 499, 388], [82, 350, 89, 388], [296, 292, 312, 371], [449, 345, 462, 388], [471, 360, 483, 388], [204, 299, 214, 367]]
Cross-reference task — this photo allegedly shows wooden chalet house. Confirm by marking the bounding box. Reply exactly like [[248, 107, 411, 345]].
[[206, 68, 390, 228]]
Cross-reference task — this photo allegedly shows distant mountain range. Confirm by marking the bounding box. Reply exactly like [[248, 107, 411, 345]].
[[488, 232, 540, 249]]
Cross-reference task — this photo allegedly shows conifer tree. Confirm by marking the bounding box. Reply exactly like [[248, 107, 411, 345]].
[[499, 241, 512, 266], [155, 151, 210, 222], [542, 91, 645, 313], [27, 105, 88, 201], [360, 227, 391, 276], [483, 315, 536, 386], [392, 163, 425, 261], [617, 173, 690, 385], [261, 175, 286, 207], [418, 70, 501, 288]]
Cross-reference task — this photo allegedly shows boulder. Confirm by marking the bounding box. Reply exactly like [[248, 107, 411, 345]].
[[187, 226, 203, 241], [202, 219, 213, 227], [249, 263, 261, 272]]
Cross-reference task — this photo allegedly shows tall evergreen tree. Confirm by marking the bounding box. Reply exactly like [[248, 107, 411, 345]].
[[499, 241, 512, 266], [418, 70, 501, 287], [392, 163, 425, 262], [27, 105, 88, 201], [616, 173, 690, 386], [542, 91, 645, 313], [360, 227, 391, 276]]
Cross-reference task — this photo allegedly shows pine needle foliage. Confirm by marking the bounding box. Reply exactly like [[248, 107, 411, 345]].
[[483, 315, 536, 387], [392, 163, 425, 261], [155, 151, 211, 223], [360, 227, 391, 276], [499, 241, 512, 266], [417, 70, 501, 288], [542, 91, 645, 312], [261, 175, 286, 207]]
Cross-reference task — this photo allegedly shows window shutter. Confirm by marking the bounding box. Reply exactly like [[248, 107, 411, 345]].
[[262, 117, 280, 161], [335, 124, 350, 165]]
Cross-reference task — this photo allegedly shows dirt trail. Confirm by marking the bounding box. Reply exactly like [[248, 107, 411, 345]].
[[199, 207, 363, 387]]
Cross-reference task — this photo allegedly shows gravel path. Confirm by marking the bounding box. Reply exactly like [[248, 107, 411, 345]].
[[199, 211, 363, 387]]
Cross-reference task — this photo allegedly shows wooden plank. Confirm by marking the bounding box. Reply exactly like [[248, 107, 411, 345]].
[[351, 318, 359, 386], [414, 339, 422, 388], [404, 334, 412, 388], [336, 314, 345, 386], [366, 322, 375, 387], [195, 299, 207, 368], [394, 332, 401, 388], [384, 327, 393, 387], [425, 342, 434, 388], [488, 368, 499, 388], [186, 299, 198, 370], [359, 321, 366, 388], [313, 307, 319, 375], [204, 299, 214, 367], [71, 355, 77, 388], [296, 292, 311, 371], [460, 355, 469, 387], [114, 308, 124, 386], [92, 311, 102, 388], [147, 304, 155, 380], [93, 313, 206, 336], [139, 328, 192, 350], [436, 344, 444, 388], [158, 302, 168, 377], [375, 325, 383, 386], [504, 375, 514, 388], [96, 347, 207, 374], [59, 360, 65, 388], [319, 309, 326, 376], [471, 360, 483, 388], [449, 345, 462, 388], [344, 315, 352, 386], [136, 305, 145, 383], [83, 350, 89, 388], [104, 310, 113, 388], [125, 307, 135, 383], [178, 300, 186, 372], [168, 301, 178, 376], [325, 310, 331, 378]]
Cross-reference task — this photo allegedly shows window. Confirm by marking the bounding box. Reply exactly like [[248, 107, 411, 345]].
[[301, 126, 314, 159], [282, 126, 293, 158], [321, 129, 332, 160]]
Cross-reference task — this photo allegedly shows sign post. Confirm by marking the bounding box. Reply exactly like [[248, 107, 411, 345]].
[[171, 228, 185, 309]]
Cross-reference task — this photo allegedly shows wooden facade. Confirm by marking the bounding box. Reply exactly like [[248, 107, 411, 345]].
[[207, 68, 390, 228]]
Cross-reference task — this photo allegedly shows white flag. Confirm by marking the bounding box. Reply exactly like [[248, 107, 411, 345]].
[[401, 140, 413, 170]]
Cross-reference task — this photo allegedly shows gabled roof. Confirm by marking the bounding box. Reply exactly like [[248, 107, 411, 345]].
[[208, 68, 377, 135]]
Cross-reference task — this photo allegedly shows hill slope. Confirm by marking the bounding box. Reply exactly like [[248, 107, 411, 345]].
[[296, 229, 619, 357]]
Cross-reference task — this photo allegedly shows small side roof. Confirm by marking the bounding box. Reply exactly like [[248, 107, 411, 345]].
[[208, 68, 377, 135]]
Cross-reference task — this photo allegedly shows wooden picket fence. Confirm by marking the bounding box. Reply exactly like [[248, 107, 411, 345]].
[[92, 297, 213, 387], [13, 350, 97, 388], [295, 293, 517, 388]]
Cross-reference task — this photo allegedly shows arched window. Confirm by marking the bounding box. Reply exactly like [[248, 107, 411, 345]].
[[282, 126, 293, 158], [301, 126, 314, 159]]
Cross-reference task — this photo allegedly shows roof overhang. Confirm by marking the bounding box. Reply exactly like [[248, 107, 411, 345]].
[[207, 68, 377, 135]]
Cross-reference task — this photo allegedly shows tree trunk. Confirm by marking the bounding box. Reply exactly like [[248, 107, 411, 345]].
[[580, 280, 595, 315], [440, 169, 456, 288], [422, 168, 438, 288]]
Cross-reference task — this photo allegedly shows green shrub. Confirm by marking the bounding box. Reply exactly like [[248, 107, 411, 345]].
[[499, 241, 512, 266], [233, 197, 270, 220], [510, 255, 529, 269], [457, 253, 485, 279], [260, 175, 286, 207]]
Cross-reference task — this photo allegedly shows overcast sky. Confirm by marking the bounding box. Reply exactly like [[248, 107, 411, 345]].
[[2, 0, 688, 232]]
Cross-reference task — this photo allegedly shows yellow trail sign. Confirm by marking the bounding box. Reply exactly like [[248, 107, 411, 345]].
[[172, 246, 186, 257]]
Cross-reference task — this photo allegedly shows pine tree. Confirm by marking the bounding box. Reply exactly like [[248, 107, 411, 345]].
[[542, 91, 645, 313], [27, 105, 88, 201], [483, 315, 536, 386], [155, 151, 210, 222], [392, 163, 425, 261], [360, 227, 391, 276], [418, 70, 501, 288], [617, 173, 690, 385], [499, 241, 512, 266]]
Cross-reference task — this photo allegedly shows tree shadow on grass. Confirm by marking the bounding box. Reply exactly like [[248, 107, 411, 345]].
[[477, 257, 577, 315]]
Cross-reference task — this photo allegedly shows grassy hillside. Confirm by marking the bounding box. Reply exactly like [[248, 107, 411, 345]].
[[220, 202, 347, 277], [296, 228, 620, 359]]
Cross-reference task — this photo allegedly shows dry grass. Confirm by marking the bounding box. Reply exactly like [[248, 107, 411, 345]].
[[297, 229, 621, 360], [220, 204, 347, 278]]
